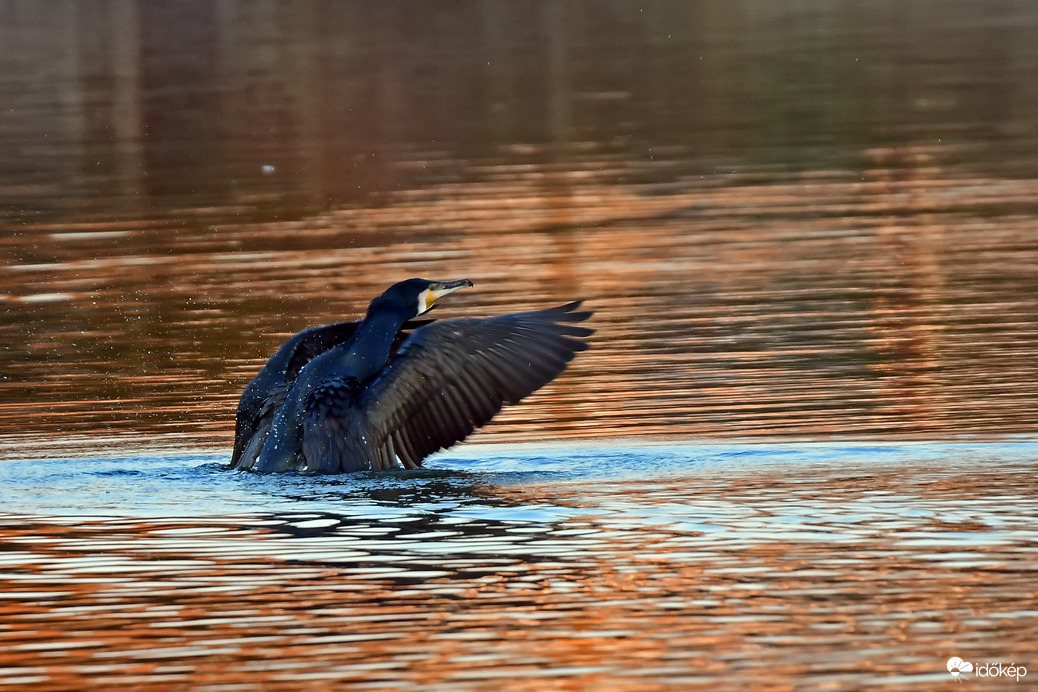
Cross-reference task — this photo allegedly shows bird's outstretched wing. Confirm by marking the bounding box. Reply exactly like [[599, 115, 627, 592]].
[[324, 302, 593, 470]]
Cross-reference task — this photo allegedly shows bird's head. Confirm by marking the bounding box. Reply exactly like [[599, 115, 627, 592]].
[[369, 278, 473, 320]]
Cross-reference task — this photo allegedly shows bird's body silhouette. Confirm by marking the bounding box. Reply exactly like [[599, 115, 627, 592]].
[[230, 278, 592, 473]]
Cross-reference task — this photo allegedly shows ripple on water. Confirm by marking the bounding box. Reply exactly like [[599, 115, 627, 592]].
[[0, 443, 1035, 689]]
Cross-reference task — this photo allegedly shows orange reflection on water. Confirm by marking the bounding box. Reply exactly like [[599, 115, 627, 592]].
[[4, 166, 1038, 458], [0, 459, 1035, 690]]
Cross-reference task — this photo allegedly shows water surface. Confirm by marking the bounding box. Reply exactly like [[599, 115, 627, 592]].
[[2, 1, 1038, 689], [3, 1, 1038, 450], [1, 443, 1036, 690]]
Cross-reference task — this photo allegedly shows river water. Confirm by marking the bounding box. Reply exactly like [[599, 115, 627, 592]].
[[1, 1, 1037, 689]]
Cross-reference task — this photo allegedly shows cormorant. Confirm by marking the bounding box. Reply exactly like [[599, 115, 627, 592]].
[[230, 278, 592, 473], [230, 317, 430, 468]]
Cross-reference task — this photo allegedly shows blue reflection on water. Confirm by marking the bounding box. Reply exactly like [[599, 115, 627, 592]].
[[2, 442, 1036, 523]]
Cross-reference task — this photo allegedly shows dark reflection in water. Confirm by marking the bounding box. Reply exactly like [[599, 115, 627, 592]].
[[4, 0, 1038, 222]]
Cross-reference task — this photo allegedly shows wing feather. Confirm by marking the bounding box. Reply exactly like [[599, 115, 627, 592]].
[[233, 383, 290, 470], [234, 317, 440, 470], [356, 302, 593, 466], [284, 321, 361, 385], [284, 318, 434, 385]]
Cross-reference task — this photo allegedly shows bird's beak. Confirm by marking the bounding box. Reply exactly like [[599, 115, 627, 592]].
[[422, 278, 473, 312]]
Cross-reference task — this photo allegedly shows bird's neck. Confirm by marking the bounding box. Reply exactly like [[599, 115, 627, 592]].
[[350, 308, 409, 380]]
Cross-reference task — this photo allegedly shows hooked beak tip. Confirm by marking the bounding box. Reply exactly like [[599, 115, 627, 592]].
[[432, 278, 473, 292]]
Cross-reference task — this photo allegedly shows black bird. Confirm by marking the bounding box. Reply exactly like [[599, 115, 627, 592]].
[[230, 278, 592, 473], [230, 317, 430, 468]]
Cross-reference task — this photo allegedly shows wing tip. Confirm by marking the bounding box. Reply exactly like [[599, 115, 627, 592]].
[[544, 300, 593, 324]]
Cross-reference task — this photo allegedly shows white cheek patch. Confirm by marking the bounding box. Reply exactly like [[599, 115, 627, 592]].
[[417, 288, 432, 315]]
